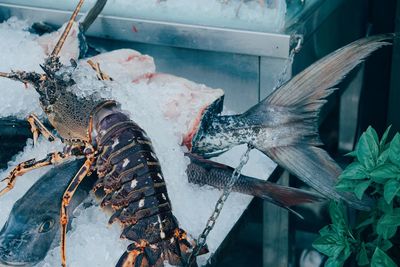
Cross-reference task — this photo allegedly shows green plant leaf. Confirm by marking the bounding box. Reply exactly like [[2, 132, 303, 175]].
[[336, 179, 357, 192], [376, 212, 400, 239], [357, 127, 379, 170], [345, 150, 357, 157], [380, 239, 393, 251], [371, 248, 396, 267], [378, 198, 393, 214], [356, 216, 376, 229], [384, 179, 400, 204], [377, 148, 390, 166], [354, 180, 371, 200], [325, 258, 345, 267], [329, 202, 347, 227], [389, 133, 400, 167], [356, 243, 369, 266], [319, 225, 332, 236], [380, 125, 392, 152], [313, 234, 344, 257], [370, 163, 400, 184], [339, 162, 367, 180]]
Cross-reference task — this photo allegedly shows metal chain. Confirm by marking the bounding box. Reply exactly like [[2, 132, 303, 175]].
[[274, 34, 303, 90], [186, 144, 254, 266], [186, 35, 303, 267]]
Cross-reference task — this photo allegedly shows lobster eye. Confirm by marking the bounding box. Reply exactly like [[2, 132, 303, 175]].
[[38, 218, 55, 233]]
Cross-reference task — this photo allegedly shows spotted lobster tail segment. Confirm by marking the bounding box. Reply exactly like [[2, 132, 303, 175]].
[[92, 103, 207, 266], [116, 228, 206, 267]]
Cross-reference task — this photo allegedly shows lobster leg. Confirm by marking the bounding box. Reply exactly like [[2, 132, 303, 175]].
[[27, 113, 57, 145], [116, 240, 149, 267], [87, 60, 112, 81], [0, 152, 67, 197], [60, 154, 95, 267]]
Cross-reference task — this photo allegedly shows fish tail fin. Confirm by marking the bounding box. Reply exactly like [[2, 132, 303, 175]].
[[116, 228, 207, 267], [185, 153, 324, 218], [252, 179, 324, 218], [191, 34, 393, 210], [246, 35, 393, 210]]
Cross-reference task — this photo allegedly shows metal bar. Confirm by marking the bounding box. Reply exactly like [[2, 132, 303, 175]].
[[263, 171, 289, 267], [0, 2, 290, 58]]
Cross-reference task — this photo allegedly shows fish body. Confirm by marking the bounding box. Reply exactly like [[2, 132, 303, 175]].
[[186, 34, 394, 210], [0, 159, 95, 266]]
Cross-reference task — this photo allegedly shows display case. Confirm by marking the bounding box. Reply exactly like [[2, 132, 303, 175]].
[[0, 0, 370, 265]]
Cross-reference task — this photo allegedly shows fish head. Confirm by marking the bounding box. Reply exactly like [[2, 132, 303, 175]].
[[0, 159, 93, 266], [183, 96, 228, 158], [0, 209, 59, 266]]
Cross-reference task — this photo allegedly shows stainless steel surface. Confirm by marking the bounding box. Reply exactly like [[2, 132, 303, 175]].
[[263, 171, 289, 267], [0, 2, 290, 58], [260, 57, 291, 100], [0, 0, 356, 59]]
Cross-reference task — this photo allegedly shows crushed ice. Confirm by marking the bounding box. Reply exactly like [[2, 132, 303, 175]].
[[2, 0, 287, 33], [0, 17, 276, 266]]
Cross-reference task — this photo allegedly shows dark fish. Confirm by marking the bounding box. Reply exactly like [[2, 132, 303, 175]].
[[0, 159, 96, 267], [187, 34, 394, 210], [186, 153, 324, 218]]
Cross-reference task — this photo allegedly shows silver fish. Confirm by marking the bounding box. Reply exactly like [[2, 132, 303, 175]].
[[187, 34, 394, 210]]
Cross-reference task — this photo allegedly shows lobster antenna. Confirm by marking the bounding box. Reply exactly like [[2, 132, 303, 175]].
[[0, 72, 10, 78], [80, 0, 108, 33], [51, 0, 85, 57]]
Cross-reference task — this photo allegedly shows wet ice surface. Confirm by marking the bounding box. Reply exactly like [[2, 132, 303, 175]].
[[1, 0, 287, 33], [0, 18, 45, 118], [0, 18, 277, 266]]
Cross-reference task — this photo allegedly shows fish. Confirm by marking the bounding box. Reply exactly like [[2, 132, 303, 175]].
[[184, 34, 394, 210], [186, 153, 324, 218], [0, 154, 321, 266], [0, 158, 96, 267], [105, 36, 392, 211]]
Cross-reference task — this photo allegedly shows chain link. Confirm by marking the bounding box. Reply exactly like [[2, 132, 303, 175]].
[[274, 34, 303, 90], [186, 144, 254, 266], [186, 35, 303, 266]]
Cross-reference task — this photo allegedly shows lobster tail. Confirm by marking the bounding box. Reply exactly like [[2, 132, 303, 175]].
[[117, 228, 205, 267], [92, 103, 207, 267]]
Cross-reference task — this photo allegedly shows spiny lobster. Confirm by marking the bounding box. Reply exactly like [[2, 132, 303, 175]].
[[0, 1, 204, 266]]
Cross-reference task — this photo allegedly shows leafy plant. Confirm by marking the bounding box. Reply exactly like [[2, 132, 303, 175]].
[[313, 126, 400, 266]]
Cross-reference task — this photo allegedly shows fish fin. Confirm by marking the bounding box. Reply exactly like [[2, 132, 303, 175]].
[[184, 152, 231, 170], [264, 146, 374, 210], [253, 179, 325, 219], [264, 34, 393, 108], [192, 35, 392, 209], [245, 35, 392, 210], [185, 153, 324, 218]]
